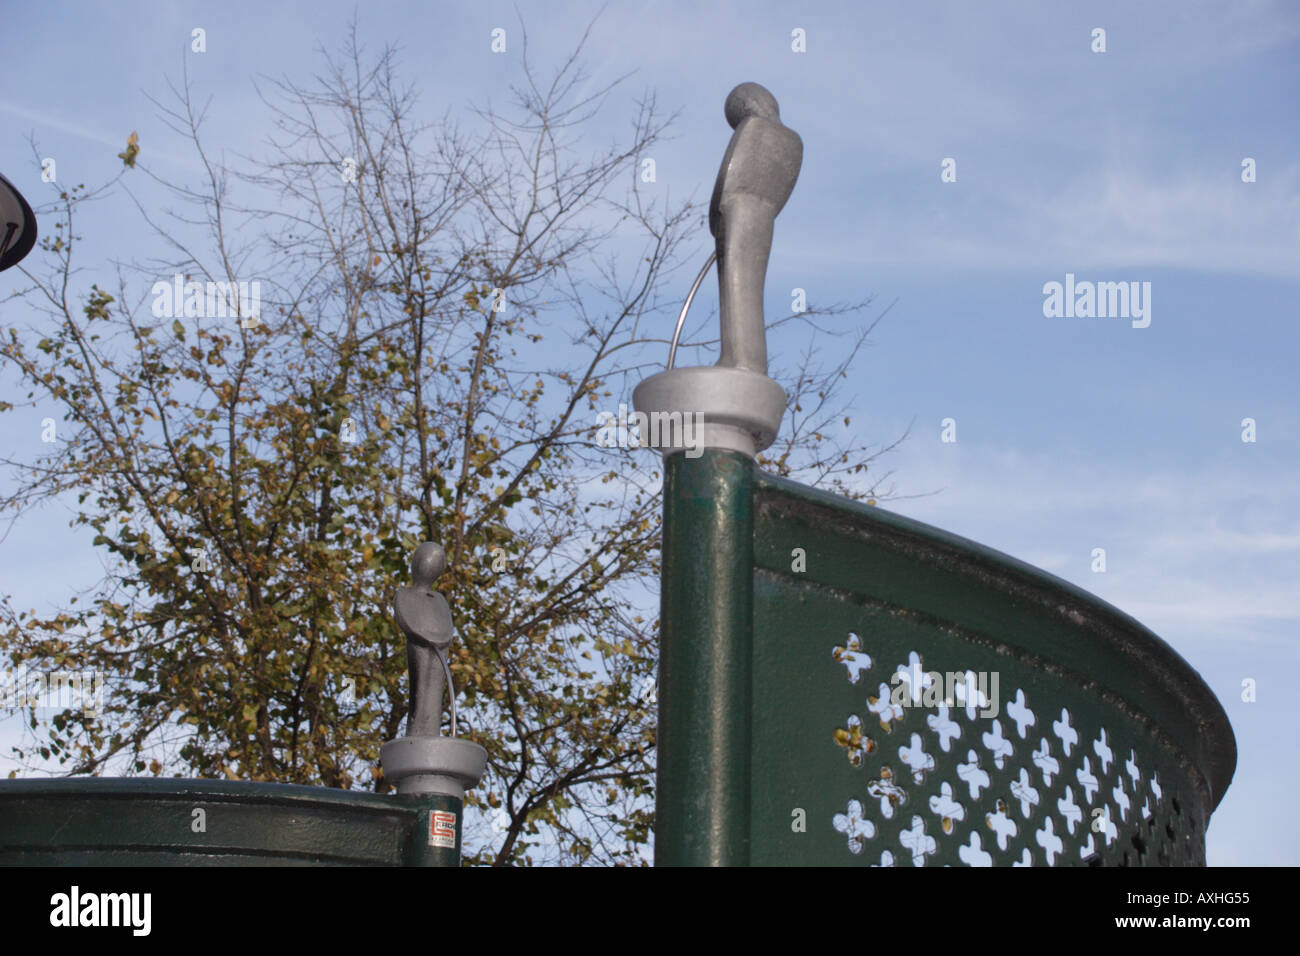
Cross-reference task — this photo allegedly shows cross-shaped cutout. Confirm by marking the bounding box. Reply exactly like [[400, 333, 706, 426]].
[[1005, 688, 1036, 739], [956, 749, 990, 800], [926, 703, 962, 752], [866, 766, 907, 820], [1053, 708, 1078, 757], [1057, 786, 1083, 834], [833, 714, 875, 767], [953, 670, 988, 721], [1035, 817, 1064, 866], [898, 731, 936, 784], [1076, 757, 1099, 804], [985, 799, 1018, 851], [832, 798, 875, 854], [1112, 779, 1131, 822], [900, 815, 937, 866], [928, 781, 965, 834], [867, 682, 906, 732], [958, 831, 993, 867], [832, 632, 873, 684], [1032, 737, 1059, 786], [981, 718, 1013, 770], [1093, 727, 1114, 775], [1093, 805, 1118, 846], [893, 650, 932, 706], [1010, 767, 1040, 819]]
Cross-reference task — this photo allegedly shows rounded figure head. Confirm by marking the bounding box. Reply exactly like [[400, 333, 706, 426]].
[[724, 82, 780, 129], [410, 542, 447, 588]]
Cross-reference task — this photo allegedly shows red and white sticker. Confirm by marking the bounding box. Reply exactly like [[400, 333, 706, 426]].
[[429, 810, 457, 849]]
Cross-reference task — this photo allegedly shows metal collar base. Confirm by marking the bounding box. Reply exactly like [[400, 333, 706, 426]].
[[380, 735, 487, 800], [633, 365, 786, 459]]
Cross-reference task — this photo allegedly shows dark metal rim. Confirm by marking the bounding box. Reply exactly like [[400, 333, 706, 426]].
[[0, 777, 429, 814], [0, 172, 38, 272]]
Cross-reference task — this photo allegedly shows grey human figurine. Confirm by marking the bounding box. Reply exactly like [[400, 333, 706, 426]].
[[708, 82, 803, 374], [393, 542, 453, 737]]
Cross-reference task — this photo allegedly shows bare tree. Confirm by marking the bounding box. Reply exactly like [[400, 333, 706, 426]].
[[0, 15, 904, 864]]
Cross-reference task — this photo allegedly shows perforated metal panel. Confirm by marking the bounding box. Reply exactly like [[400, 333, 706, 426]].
[[750, 591, 1208, 865], [745, 472, 1230, 866], [653, 451, 1234, 866]]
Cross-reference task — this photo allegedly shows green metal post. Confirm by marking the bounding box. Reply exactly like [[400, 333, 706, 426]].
[[403, 794, 464, 866], [656, 448, 754, 866]]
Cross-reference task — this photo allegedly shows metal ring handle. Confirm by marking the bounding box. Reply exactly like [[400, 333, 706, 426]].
[[437, 649, 457, 738], [667, 251, 717, 370]]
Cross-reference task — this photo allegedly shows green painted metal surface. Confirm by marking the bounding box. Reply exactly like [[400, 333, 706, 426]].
[[657, 449, 754, 865], [0, 779, 462, 866], [655, 450, 1235, 866]]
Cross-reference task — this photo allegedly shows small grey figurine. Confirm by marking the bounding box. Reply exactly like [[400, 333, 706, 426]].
[[708, 82, 804, 375], [393, 542, 454, 737]]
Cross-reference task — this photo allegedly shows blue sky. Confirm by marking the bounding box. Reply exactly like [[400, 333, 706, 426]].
[[2, 0, 1297, 865]]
